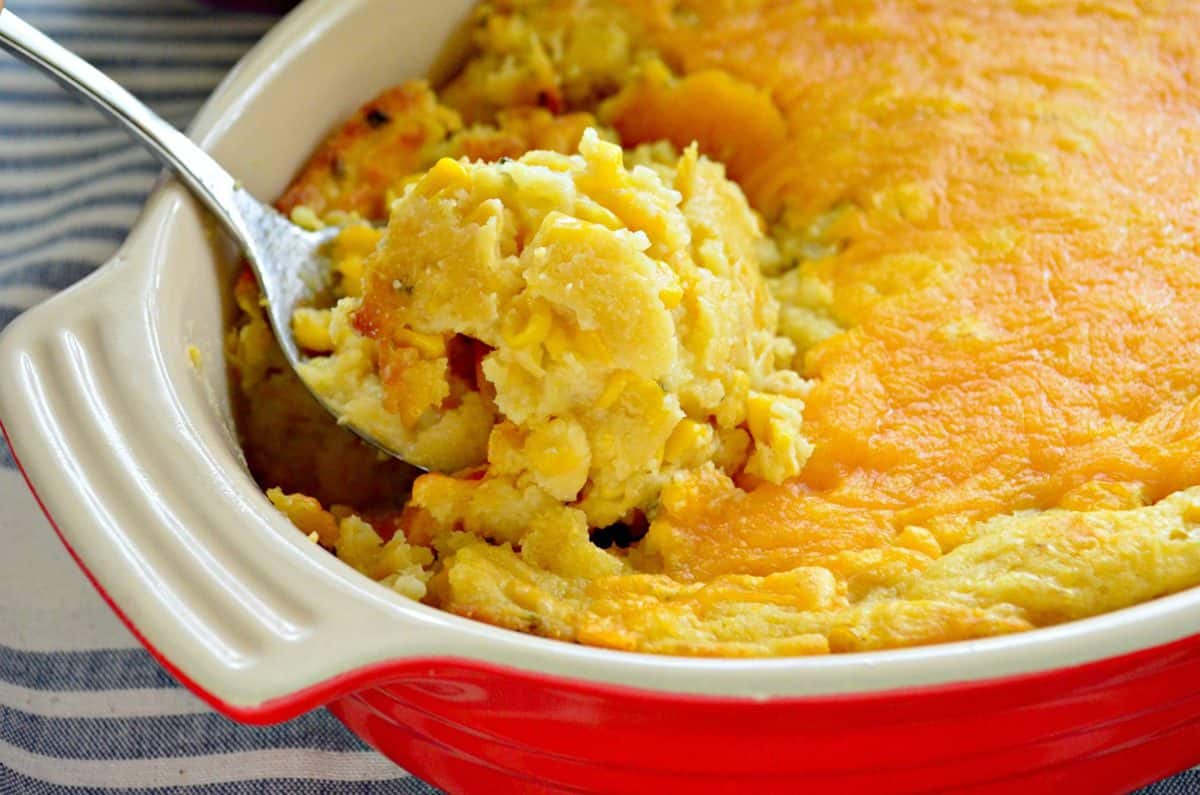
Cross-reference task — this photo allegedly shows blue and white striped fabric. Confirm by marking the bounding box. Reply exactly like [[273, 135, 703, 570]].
[[0, 2, 1195, 793], [0, 1, 438, 791]]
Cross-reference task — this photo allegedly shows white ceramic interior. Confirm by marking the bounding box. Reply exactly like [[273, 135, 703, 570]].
[[3, 0, 1200, 712]]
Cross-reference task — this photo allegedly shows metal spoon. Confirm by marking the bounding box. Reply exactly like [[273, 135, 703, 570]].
[[0, 4, 409, 464]]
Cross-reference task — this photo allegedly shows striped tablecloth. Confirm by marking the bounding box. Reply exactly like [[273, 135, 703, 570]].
[[0, 2, 1194, 793]]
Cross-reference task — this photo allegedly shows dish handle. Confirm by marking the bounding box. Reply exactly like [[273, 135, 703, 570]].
[[0, 188, 460, 723]]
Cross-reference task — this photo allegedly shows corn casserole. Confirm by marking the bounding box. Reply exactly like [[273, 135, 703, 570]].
[[225, 0, 1200, 656]]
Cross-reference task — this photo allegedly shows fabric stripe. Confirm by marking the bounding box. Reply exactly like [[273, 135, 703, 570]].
[[0, 193, 154, 236], [2, 128, 137, 158], [46, 29, 264, 47], [0, 647, 180, 692], [0, 87, 215, 105], [0, 225, 130, 262], [1141, 770, 1200, 794], [0, 773, 436, 795], [0, 139, 140, 166], [11, 17, 276, 40], [11, 40, 269, 62], [0, 237, 145, 273], [0, 67, 236, 95], [19, 4, 277, 19], [0, 146, 149, 177], [0, 102, 198, 129], [0, 122, 157, 137], [0, 705, 372, 758], [0, 740, 414, 789], [14, 0, 210, 8], [0, 773, 434, 795], [0, 163, 160, 202], [0, 681, 209, 719], [0, 259, 99, 290], [11, 0, 236, 9], [0, 53, 257, 70], [0, 192, 154, 235]]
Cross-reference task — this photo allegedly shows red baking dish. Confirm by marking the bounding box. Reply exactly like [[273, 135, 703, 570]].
[[2, 0, 1199, 792]]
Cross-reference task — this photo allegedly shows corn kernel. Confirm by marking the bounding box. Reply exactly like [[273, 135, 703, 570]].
[[576, 624, 639, 651], [896, 525, 942, 558], [417, 157, 470, 197], [717, 370, 752, 428], [467, 197, 503, 226], [292, 307, 334, 353], [505, 580, 547, 612], [394, 327, 447, 358], [525, 418, 590, 500], [892, 182, 933, 223], [1004, 149, 1053, 174], [628, 376, 665, 405], [410, 473, 475, 522], [574, 330, 609, 361], [387, 359, 451, 428], [337, 254, 365, 297], [267, 487, 338, 547], [664, 418, 714, 465], [596, 371, 631, 410], [714, 427, 751, 473], [1056, 130, 1092, 154], [289, 205, 324, 230], [770, 634, 830, 655], [746, 391, 775, 443], [527, 425, 586, 479], [486, 422, 526, 474], [504, 304, 553, 347], [572, 197, 623, 229], [659, 280, 684, 309], [543, 324, 571, 359], [336, 224, 382, 258]]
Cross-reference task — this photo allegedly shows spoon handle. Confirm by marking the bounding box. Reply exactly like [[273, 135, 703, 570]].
[[0, 7, 258, 244]]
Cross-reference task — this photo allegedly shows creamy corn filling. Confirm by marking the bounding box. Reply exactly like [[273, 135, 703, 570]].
[[225, 0, 1200, 656], [299, 131, 809, 521]]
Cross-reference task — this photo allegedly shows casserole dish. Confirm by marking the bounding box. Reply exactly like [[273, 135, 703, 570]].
[[3, 0, 1200, 790]]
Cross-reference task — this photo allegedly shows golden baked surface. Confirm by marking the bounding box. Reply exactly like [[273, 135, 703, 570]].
[[226, 0, 1200, 656]]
